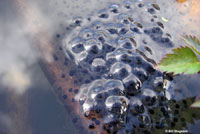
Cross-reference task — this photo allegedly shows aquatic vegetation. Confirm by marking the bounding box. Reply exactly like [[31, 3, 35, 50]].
[[158, 35, 200, 109], [158, 35, 200, 74], [158, 46, 200, 74], [182, 35, 200, 55]]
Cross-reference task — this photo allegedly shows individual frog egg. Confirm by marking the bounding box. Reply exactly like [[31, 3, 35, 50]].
[[137, 114, 151, 129], [85, 39, 102, 54], [109, 3, 120, 14], [71, 43, 85, 54], [88, 81, 108, 102], [69, 37, 85, 54], [75, 83, 90, 105], [141, 88, 158, 106], [153, 76, 164, 92], [102, 43, 116, 53], [80, 28, 94, 40], [132, 67, 148, 82], [130, 23, 142, 34], [116, 13, 131, 24], [126, 114, 151, 132], [154, 117, 168, 129], [106, 48, 129, 61], [103, 113, 122, 134], [122, 41, 134, 49], [75, 51, 88, 64], [116, 23, 129, 35], [123, 1, 133, 9], [128, 55, 146, 67], [89, 86, 105, 100], [98, 9, 109, 19], [95, 33, 106, 43], [120, 54, 135, 64], [123, 74, 142, 96], [91, 58, 107, 74], [92, 58, 106, 67], [83, 99, 105, 119], [129, 97, 145, 116], [110, 62, 132, 80], [82, 97, 94, 111], [105, 79, 125, 95], [88, 79, 104, 91], [117, 37, 135, 50], [104, 23, 118, 35], [91, 21, 104, 30], [72, 17, 83, 26], [105, 96, 129, 115], [93, 91, 110, 102]]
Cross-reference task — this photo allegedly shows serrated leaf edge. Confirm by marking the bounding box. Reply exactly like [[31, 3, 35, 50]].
[[157, 46, 200, 74], [181, 35, 200, 55], [158, 62, 200, 74], [157, 46, 195, 65]]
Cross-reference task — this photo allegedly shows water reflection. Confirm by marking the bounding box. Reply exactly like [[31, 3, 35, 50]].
[[0, 64, 79, 134]]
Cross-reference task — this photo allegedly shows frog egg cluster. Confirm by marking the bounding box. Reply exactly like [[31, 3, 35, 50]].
[[63, 1, 174, 133]]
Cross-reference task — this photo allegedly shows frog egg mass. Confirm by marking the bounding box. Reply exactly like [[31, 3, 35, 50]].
[[61, 0, 195, 133]]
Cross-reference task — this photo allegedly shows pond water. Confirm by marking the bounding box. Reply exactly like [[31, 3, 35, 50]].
[[0, 0, 200, 134]]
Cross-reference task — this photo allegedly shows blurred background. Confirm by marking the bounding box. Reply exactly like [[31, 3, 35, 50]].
[[0, 0, 79, 134]]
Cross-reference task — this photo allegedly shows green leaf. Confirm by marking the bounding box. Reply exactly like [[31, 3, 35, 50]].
[[182, 35, 200, 55], [157, 46, 200, 74], [191, 99, 200, 108]]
